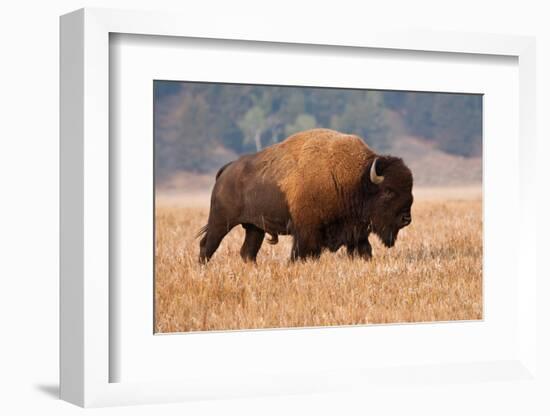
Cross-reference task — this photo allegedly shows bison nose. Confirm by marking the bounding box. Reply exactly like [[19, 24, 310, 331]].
[[401, 214, 411, 227]]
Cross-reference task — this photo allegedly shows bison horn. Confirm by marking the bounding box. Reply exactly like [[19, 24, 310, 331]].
[[370, 157, 384, 184]]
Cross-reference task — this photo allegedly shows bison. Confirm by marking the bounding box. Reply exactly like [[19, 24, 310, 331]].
[[198, 128, 413, 263]]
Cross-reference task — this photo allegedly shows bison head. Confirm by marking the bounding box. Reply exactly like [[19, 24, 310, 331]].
[[364, 156, 413, 247]]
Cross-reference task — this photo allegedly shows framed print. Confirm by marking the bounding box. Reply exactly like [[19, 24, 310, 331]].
[[60, 8, 539, 408]]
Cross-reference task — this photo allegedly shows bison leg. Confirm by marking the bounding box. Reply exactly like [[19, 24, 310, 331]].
[[240, 224, 265, 262], [290, 230, 322, 261], [346, 238, 372, 260], [199, 223, 234, 263]]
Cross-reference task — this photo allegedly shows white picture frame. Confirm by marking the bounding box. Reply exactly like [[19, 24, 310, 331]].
[[60, 7, 538, 408]]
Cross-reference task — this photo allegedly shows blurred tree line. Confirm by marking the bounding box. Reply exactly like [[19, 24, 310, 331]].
[[154, 81, 482, 180]]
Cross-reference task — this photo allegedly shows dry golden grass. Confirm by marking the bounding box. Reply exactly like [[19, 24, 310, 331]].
[[155, 188, 482, 333]]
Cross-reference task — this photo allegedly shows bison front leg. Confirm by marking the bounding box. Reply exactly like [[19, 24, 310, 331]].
[[346, 238, 372, 260], [290, 229, 322, 261], [240, 224, 265, 262]]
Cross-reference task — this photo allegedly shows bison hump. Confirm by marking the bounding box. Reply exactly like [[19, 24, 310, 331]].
[[260, 129, 373, 228]]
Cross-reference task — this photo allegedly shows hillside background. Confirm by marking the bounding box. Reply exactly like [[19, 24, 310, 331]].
[[154, 81, 482, 190]]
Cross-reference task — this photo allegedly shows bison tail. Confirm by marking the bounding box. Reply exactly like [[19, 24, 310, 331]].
[[195, 224, 208, 239], [266, 233, 279, 245]]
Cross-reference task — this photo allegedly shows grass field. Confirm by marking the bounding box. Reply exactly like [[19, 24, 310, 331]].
[[154, 187, 482, 333]]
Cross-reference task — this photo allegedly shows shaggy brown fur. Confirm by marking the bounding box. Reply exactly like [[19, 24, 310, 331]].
[[198, 128, 413, 263], [257, 129, 373, 229]]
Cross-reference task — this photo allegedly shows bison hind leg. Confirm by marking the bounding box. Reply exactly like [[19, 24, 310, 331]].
[[240, 224, 265, 262], [198, 222, 234, 263]]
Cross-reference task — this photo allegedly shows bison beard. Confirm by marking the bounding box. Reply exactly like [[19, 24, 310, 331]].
[[197, 128, 413, 263]]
